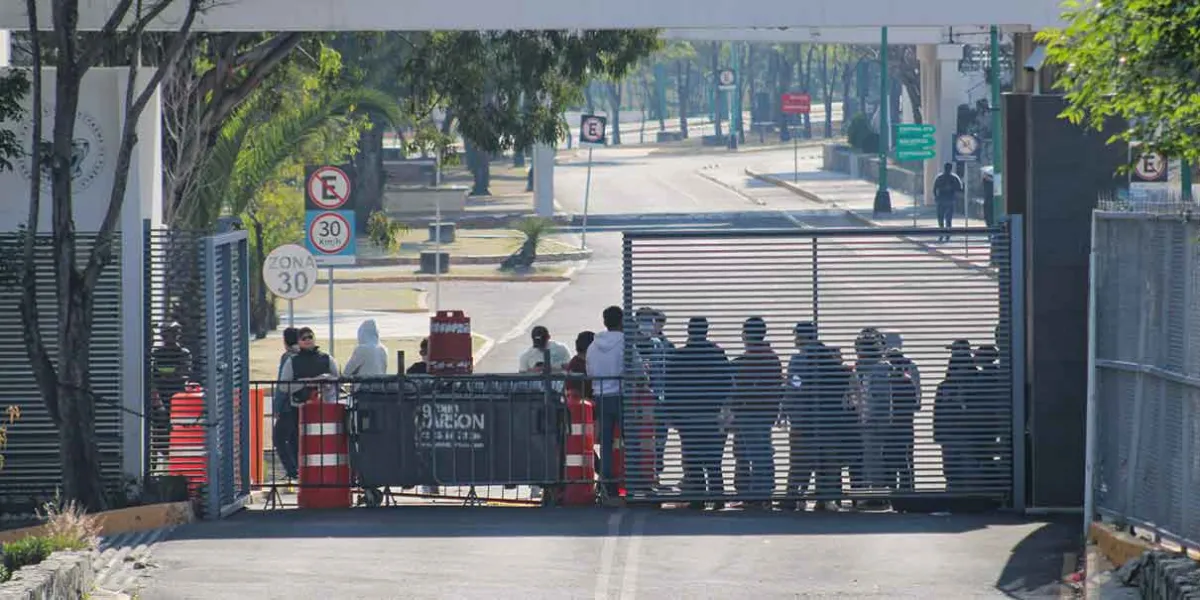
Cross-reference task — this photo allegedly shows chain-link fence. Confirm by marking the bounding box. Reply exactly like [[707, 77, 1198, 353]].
[[1090, 203, 1200, 549]]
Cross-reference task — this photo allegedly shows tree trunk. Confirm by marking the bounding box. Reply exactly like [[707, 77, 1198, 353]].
[[58, 292, 108, 511], [677, 60, 690, 138], [249, 217, 272, 338], [513, 147, 526, 168], [585, 82, 595, 114], [353, 118, 384, 230], [607, 82, 622, 145], [802, 46, 815, 138], [711, 48, 723, 138], [821, 48, 833, 138], [777, 51, 793, 142], [463, 138, 490, 196]]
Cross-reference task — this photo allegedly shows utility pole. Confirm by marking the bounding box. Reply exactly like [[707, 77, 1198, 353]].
[[873, 26, 892, 215], [990, 25, 1004, 218]]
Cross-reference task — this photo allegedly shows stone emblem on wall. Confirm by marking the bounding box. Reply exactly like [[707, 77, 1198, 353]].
[[16, 106, 108, 192]]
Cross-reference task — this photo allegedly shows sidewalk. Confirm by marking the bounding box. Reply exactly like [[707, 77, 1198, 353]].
[[745, 165, 998, 275]]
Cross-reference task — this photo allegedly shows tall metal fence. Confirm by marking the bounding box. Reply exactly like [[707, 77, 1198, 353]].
[[145, 226, 251, 518], [1089, 207, 1200, 549]]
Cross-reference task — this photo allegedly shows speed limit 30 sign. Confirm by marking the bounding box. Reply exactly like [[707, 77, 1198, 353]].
[[263, 244, 319, 300], [305, 210, 357, 266], [579, 114, 607, 146]]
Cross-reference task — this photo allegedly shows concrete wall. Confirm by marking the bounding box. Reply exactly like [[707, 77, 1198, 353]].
[[1004, 93, 1127, 509], [382, 186, 469, 217]]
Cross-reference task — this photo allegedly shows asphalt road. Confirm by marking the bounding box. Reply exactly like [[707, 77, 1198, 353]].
[[137, 507, 1075, 600]]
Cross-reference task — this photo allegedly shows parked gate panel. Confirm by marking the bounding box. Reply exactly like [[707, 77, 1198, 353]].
[[621, 227, 1014, 505]]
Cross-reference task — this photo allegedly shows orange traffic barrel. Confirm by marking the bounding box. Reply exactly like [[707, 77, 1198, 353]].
[[298, 390, 352, 509], [168, 383, 207, 494]]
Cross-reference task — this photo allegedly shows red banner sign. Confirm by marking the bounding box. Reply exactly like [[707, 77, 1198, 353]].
[[781, 92, 812, 115]]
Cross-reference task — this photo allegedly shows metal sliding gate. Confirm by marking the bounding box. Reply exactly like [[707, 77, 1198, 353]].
[[621, 225, 1021, 507], [145, 227, 251, 518]]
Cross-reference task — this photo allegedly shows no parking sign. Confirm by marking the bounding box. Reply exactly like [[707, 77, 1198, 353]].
[[305, 164, 358, 266]]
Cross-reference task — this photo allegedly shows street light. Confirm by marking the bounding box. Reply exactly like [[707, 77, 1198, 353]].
[[873, 26, 892, 216]]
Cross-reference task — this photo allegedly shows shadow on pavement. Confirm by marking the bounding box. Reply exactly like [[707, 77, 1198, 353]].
[[557, 160, 646, 168], [167, 506, 1048, 542], [994, 515, 1081, 599]]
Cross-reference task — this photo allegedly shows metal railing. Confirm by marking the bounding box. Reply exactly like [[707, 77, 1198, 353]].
[[1088, 207, 1200, 549]]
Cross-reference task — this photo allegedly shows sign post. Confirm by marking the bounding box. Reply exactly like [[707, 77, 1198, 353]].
[[781, 92, 812, 182], [263, 244, 319, 327], [954, 133, 981, 235], [305, 164, 358, 354], [1130, 145, 1168, 195], [717, 68, 736, 150], [578, 114, 608, 249]]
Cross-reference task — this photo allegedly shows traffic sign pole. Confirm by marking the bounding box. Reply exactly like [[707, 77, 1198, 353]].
[[288, 300, 294, 327], [328, 268, 335, 357], [874, 26, 892, 216], [581, 146, 594, 249]]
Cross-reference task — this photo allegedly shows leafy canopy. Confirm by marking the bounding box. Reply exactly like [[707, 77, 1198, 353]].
[[1039, 0, 1200, 162]]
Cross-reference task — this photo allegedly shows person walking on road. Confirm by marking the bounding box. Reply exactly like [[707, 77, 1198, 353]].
[[731, 317, 783, 508], [934, 162, 964, 242], [272, 327, 300, 481], [666, 317, 731, 510], [587, 306, 628, 505]]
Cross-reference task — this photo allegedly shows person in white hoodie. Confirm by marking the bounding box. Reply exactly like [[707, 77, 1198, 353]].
[[343, 319, 389, 385], [587, 305, 627, 501]]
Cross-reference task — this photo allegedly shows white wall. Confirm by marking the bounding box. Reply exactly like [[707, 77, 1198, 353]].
[[0, 67, 162, 481], [3, 0, 1065, 31], [0, 30, 10, 67]]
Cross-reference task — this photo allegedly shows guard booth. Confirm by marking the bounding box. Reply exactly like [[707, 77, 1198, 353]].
[[619, 222, 1025, 510]]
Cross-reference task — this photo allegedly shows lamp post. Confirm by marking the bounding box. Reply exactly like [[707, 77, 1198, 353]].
[[873, 26, 892, 215], [990, 25, 1004, 218]]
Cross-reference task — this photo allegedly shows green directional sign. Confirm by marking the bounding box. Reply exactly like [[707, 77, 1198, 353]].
[[894, 123, 936, 162]]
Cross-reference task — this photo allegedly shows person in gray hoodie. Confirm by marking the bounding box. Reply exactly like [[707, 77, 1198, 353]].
[[343, 319, 389, 384], [587, 305, 627, 501]]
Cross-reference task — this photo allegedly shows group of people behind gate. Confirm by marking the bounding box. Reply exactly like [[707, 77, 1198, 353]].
[[524, 305, 1007, 510]]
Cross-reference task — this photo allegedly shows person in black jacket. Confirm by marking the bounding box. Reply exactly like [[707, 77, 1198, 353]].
[[784, 322, 850, 510], [665, 317, 731, 510], [885, 353, 920, 493], [731, 317, 783, 507]]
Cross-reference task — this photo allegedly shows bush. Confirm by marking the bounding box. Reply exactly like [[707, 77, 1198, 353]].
[[0, 563, 8, 583], [846, 113, 874, 153], [366, 210, 408, 253], [37, 499, 100, 551], [2, 536, 53, 574]]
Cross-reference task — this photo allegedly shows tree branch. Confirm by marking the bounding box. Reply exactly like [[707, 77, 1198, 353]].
[[200, 33, 302, 133], [19, 0, 61, 426], [83, 0, 201, 290]]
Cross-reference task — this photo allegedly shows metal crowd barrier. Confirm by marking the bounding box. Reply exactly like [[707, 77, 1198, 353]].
[[248, 374, 619, 508]]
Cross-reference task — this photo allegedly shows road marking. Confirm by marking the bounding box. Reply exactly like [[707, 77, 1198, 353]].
[[595, 510, 627, 600], [618, 511, 647, 600], [495, 263, 584, 346]]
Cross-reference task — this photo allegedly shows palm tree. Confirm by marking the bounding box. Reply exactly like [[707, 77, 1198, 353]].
[[500, 217, 556, 272], [173, 87, 404, 336]]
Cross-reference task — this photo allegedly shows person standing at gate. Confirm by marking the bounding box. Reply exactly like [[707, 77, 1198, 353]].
[[280, 327, 341, 405], [635, 307, 675, 487], [784, 322, 850, 511], [406, 338, 430, 375], [666, 317, 731, 510], [519, 326, 572, 374], [731, 317, 783, 508], [273, 327, 301, 481], [343, 319, 389, 386], [849, 327, 891, 509], [587, 306, 627, 504], [935, 339, 978, 493], [885, 350, 920, 493], [566, 331, 595, 399], [934, 162, 964, 242]]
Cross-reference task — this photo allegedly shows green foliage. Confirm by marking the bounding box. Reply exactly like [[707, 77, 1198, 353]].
[[404, 31, 661, 153], [846, 113, 878, 154], [0, 69, 30, 173], [515, 217, 555, 244], [365, 210, 408, 253], [1039, 1, 1200, 163]]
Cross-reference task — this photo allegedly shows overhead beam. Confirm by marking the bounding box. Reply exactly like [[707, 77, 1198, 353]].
[[0, 0, 1063, 32], [661, 27, 948, 45]]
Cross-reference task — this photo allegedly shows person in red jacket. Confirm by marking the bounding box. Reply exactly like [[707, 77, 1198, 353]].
[[566, 331, 595, 398]]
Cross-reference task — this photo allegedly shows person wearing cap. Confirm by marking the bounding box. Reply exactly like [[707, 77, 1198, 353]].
[[518, 326, 571, 374], [279, 327, 341, 405], [935, 339, 978, 493], [150, 321, 193, 443]]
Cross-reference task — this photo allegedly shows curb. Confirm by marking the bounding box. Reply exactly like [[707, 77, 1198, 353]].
[[0, 550, 93, 599], [319, 272, 575, 285], [0, 501, 194, 546], [695, 169, 766, 206], [1091, 522, 1156, 570], [354, 248, 592, 267], [744, 168, 999, 279]]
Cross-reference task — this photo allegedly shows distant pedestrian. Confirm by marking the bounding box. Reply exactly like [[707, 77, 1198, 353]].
[[519, 326, 572, 374], [934, 162, 964, 242]]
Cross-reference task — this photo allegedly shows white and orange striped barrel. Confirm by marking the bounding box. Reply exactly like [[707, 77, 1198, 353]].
[[562, 390, 597, 505], [298, 391, 352, 509]]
